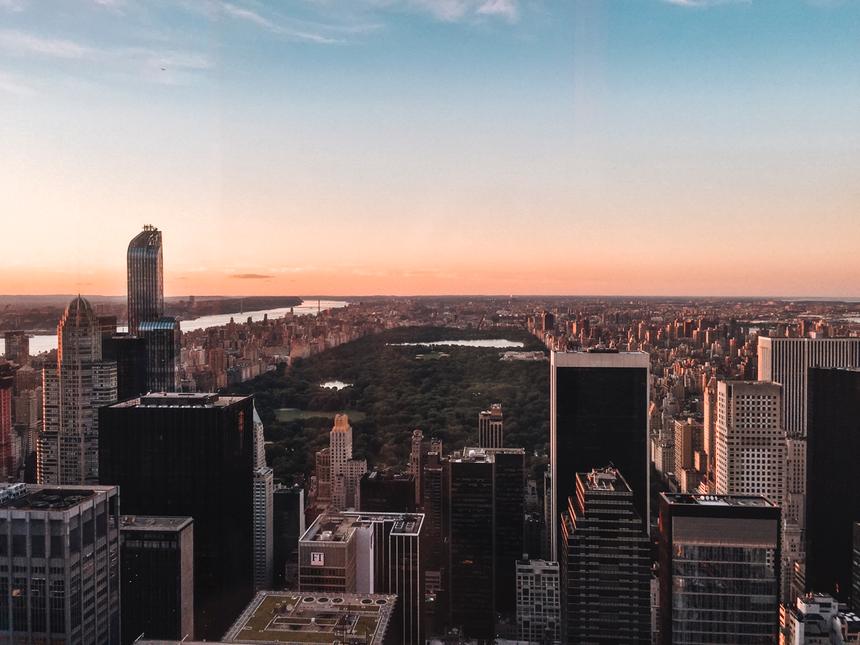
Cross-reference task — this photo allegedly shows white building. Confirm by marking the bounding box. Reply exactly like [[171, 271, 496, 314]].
[[715, 380, 786, 507], [38, 296, 117, 485], [786, 594, 860, 644], [516, 559, 561, 644], [758, 337, 860, 438], [253, 466, 274, 591]]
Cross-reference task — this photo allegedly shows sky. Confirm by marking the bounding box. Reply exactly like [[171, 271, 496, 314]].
[[1, 0, 859, 297]]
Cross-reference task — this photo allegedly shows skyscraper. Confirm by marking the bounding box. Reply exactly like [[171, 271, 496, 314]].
[[0, 365, 14, 479], [273, 484, 305, 589], [330, 414, 365, 510], [38, 296, 117, 485], [409, 428, 424, 506], [2, 331, 29, 365], [360, 469, 417, 513], [757, 337, 860, 437], [550, 349, 650, 558], [561, 468, 650, 644], [99, 392, 256, 639], [806, 367, 860, 603], [102, 333, 148, 400], [0, 483, 121, 644], [120, 515, 194, 644], [516, 559, 561, 645], [853, 523, 860, 614], [715, 380, 786, 507], [127, 225, 164, 336], [138, 317, 180, 393], [658, 493, 780, 645], [478, 403, 504, 449], [253, 466, 274, 591]]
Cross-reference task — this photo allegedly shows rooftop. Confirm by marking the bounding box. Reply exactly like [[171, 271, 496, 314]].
[[662, 493, 776, 508], [341, 512, 425, 536], [300, 514, 359, 544], [455, 446, 525, 463], [110, 393, 249, 409], [120, 515, 192, 532], [222, 591, 396, 644], [579, 467, 632, 493], [0, 484, 115, 511]]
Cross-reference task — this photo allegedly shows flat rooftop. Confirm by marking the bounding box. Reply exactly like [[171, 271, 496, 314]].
[[300, 514, 359, 544], [0, 484, 115, 511], [662, 493, 775, 508], [454, 447, 525, 464], [341, 511, 425, 536], [120, 515, 192, 532], [110, 393, 249, 409], [223, 591, 396, 644]]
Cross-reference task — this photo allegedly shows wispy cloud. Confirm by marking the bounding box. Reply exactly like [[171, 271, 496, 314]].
[[218, 2, 343, 44], [0, 0, 25, 12], [401, 0, 521, 22], [0, 29, 95, 58], [476, 0, 518, 22], [230, 273, 274, 279]]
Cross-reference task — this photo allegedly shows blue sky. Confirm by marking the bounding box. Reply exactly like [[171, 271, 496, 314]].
[[2, 0, 859, 296]]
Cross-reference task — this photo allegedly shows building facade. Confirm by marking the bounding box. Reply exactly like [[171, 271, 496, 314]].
[[757, 337, 860, 438], [516, 559, 561, 645], [253, 466, 274, 591], [658, 493, 780, 645], [120, 515, 194, 644], [561, 468, 650, 644], [38, 296, 117, 485], [127, 225, 164, 336], [138, 317, 180, 393], [550, 350, 650, 558], [478, 403, 504, 449], [0, 483, 121, 644]]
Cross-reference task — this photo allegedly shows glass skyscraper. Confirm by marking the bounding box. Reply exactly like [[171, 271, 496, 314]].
[[127, 225, 164, 336]]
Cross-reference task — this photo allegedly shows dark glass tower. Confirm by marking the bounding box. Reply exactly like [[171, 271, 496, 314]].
[[99, 393, 255, 639], [138, 317, 180, 393], [561, 467, 650, 644], [360, 469, 417, 513], [120, 515, 194, 643], [658, 493, 780, 645], [102, 333, 148, 400], [550, 350, 649, 558], [806, 367, 860, 603], [272, 484, 305, 588], [127, 225, 164, 336]]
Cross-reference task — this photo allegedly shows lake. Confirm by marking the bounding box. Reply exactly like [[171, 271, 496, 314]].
[[320, 380, 352, 390], [0, 299, 348, 356], [391, 339, 525, 348]]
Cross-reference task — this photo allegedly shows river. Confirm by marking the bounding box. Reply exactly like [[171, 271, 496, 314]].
[[1, 299, 348, 356]]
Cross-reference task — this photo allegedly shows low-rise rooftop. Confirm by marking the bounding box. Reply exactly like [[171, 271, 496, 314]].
[[110, 393, 249, 409], [120, 515, 193, 532], [662, 493, 775, 508], [0, 484, 116, 511]]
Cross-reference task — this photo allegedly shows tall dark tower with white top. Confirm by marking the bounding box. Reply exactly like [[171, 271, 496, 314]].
[[127, 225, 164, 336]]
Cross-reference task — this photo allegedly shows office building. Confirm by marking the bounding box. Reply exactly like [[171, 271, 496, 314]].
[[120, 515, 194, 644], [313, 447, 331, 504], [38, 296, 117, 485], [360, 469, 416, 513], [99, 393, 256, 639], [3, 331, 29, 365], [550, 350, 649, 558], [102, 333, 148, 400], [561, 468, 650, 644], [854, 523, 860, 615], [658, 493, 780, 645], [0, 366, 13, 480], [445, 449, 495, 640], [127, 225, 164, 336], [298, 512, 359, 593], [272, 484, 305, 589], [422, 450, 446, 633], [253, 466, 274, 591], [786, 593, 860, 645], [0, 483, 121, 644], [758, 337, 860, 437], [478, 403, 504, 449], [715, 380, 786, 507], [330, 414, 366, 510], [807, 368, 860, 603], [138, 317, 180, 393], [410, 428, 423, 506], [222, 591, 398, 645], [516, 559, 561, 645]]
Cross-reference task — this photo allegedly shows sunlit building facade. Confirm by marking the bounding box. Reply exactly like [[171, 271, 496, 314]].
[[127, 225, 164, 336]]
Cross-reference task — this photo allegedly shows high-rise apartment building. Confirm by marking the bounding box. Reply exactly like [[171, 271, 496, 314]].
[[99, 393, 256, 639], [330, 414, 366, 510], [253, 466, 274, 591], [138, 317, 180, 393], [120, 515, 194, 644], [38, 296, 117, 485], [715, 380, 786, 507], [478, 403, 504, 449], [127, 225, 164, 336], [806, 367, 860, 603], [0, 366, 13, 480], [3, 331, 29, 365], [409, 428, 423, 506], [550, 350, 650, 558], [516, 559, 561, 645], [757, 337, 860, 437], [0, 483, 121, 644], [658, 493, 780, 645], [561, 468, 650, 644]]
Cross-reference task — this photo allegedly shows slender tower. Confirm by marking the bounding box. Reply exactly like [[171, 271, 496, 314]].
[[127, 225, 164, 336]]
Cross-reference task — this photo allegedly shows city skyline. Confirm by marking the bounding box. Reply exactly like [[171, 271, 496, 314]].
[[3, 0, 860, 297]]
